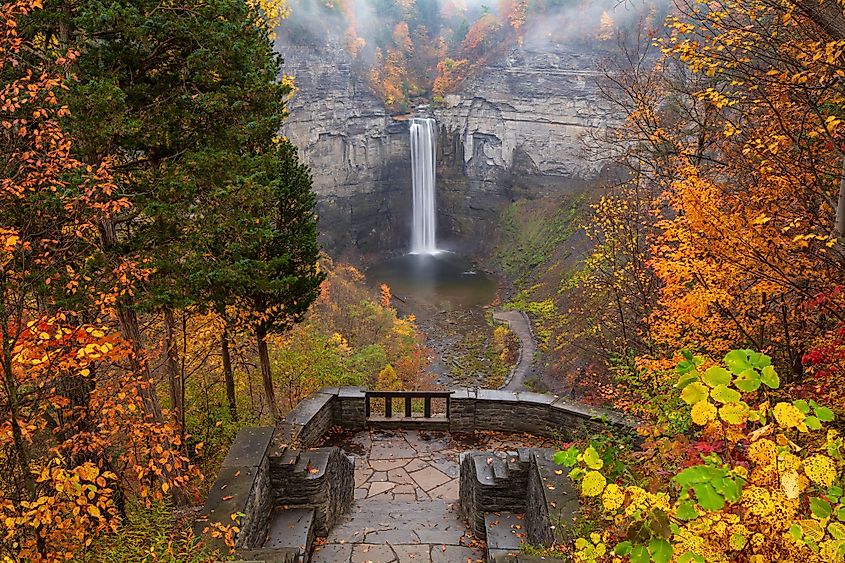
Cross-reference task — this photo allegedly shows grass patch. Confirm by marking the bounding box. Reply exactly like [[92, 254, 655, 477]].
[[496, 195, 585, 283], [80, 500, 225, 563]]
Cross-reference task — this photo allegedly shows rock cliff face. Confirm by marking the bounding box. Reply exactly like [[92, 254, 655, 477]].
[[433, 44, 616, 252], [276, 37, 412, 256], [275, 35, 616, 257]]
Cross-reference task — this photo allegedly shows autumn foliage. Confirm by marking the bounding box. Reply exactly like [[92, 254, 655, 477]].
[[563, 0, 845, 417], [561, 351, 845, 562], [0, 1, 198, 559]]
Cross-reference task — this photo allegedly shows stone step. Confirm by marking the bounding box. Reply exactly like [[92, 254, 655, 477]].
[[233, 547, 299, 563], [294, 449, 329, 479], [262, 507, 316, 561], [279, 447, 301, 468], [485, 512, 527, 563], [492, 457, 509, 481], [506, 451, 521, 475], [473, 455, 497, 485]]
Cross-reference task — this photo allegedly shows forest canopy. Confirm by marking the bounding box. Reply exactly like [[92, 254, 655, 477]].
[[279, 0, 667, 110]]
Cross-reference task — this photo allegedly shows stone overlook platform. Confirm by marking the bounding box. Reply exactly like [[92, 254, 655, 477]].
[[195, 388, 634, 562]]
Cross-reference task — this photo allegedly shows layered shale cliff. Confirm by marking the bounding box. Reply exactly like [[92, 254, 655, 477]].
[[276, 37, 412, 256], [433, 44, 616, 252], [275, 35, 617, 257]]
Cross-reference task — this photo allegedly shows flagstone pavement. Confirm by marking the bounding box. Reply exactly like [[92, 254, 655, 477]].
[[311, 428, 552, 563]]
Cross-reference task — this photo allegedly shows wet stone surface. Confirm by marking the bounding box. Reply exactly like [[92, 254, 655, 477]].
[[311, 429, 552, 562]]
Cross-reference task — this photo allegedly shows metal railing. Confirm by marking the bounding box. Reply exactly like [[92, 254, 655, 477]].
[[364, 390, 453, 419]]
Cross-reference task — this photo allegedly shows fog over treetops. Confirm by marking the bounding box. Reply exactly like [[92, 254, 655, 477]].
[[275, 0, 669, 111]]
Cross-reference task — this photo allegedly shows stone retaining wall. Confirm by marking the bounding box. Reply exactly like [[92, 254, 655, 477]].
[[197, 386, 634, 551], [194, 426, 275, 549]]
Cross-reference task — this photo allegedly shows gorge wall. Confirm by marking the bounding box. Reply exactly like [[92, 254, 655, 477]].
[[275, 34, 617, 257]]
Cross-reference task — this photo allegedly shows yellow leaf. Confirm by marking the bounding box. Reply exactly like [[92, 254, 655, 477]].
[[780, 469, 801, 499], [691, 400, 718, 425], [77, 464, 99, 482]]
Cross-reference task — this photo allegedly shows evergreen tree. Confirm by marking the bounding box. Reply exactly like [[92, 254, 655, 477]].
[[23, 0, 322, 423], [197, 142, 324, 420]]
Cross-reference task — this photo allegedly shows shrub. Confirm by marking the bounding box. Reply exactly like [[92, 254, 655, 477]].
[[556, 349, 845, 562]]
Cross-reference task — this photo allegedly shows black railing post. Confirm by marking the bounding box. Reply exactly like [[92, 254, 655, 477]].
[[363, 390, 452, 421]]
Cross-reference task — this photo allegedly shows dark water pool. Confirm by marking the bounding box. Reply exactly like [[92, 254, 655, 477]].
[[366, 252, 497, 308]]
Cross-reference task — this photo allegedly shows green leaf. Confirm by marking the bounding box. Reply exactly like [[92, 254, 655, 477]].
[[681, 382, 709, 405], [810, 497, 833, 519], [789, 524, 803, 541], [630, 545, 650, 563], [675, 465, 724, 487], [648, 538, 672, 563], [760, 365, 780, 389], [749, 351, 772, 369], [552, 446, 579, 467], [682, 349, 694, 361], [676, 360, 696, 375], [693, 482, 725, 511], [724, 350, 752, 374], [677, 371, 701, 389], [815, 406, 835, 422], [719, 402, 750, 425], [675, 466, 707, 487], [829, 522, 845, 540], [793, 399, 810, 414], [711, 384, 741, 404], [730, 533, 747, 550], [713, 475, 743, 502], [734, 369, 761, 392], [614, 541, 633, 556], [805, 416, 822, 431], [678, 553, 705, 563], [702, 366, 732, 387], [583, 446, 603, 470], [829, 486, 842, 498], [676, 500, 699, 521]]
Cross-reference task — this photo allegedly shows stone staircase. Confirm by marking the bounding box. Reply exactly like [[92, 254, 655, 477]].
[[231, 445, 353, 562], [459, 449, 579, 562], [268, 445, 354, 537]]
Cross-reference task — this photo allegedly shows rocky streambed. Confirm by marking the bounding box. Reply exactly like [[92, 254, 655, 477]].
[[365, 252, 525, 389]]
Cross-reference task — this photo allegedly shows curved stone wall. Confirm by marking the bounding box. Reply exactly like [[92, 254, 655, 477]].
[[196, 386, 635, 558]]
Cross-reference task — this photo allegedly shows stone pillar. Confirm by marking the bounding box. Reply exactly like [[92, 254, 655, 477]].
[[449, 388, 476, 432], [337, 386, 367, 430]]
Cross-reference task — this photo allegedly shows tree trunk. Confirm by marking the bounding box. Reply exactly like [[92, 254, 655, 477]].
[[116, 303, 163, 422], [789, 0, 845, 41], [835, 154, 845, 241], [163, 307, 184, 433], [100, 216, 163, 423], [255, 324, 279, 420], [221, 326, 238, 421]]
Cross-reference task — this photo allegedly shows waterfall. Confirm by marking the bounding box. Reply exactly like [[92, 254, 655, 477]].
[[409, 117, 438, 254]]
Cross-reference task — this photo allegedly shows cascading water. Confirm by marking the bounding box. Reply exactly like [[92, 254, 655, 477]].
[[368, 117, 496, 309], [409, 117, 438, 254]]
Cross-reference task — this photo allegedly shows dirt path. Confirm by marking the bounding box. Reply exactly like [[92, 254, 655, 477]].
[[492, 310, 537, 391]]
